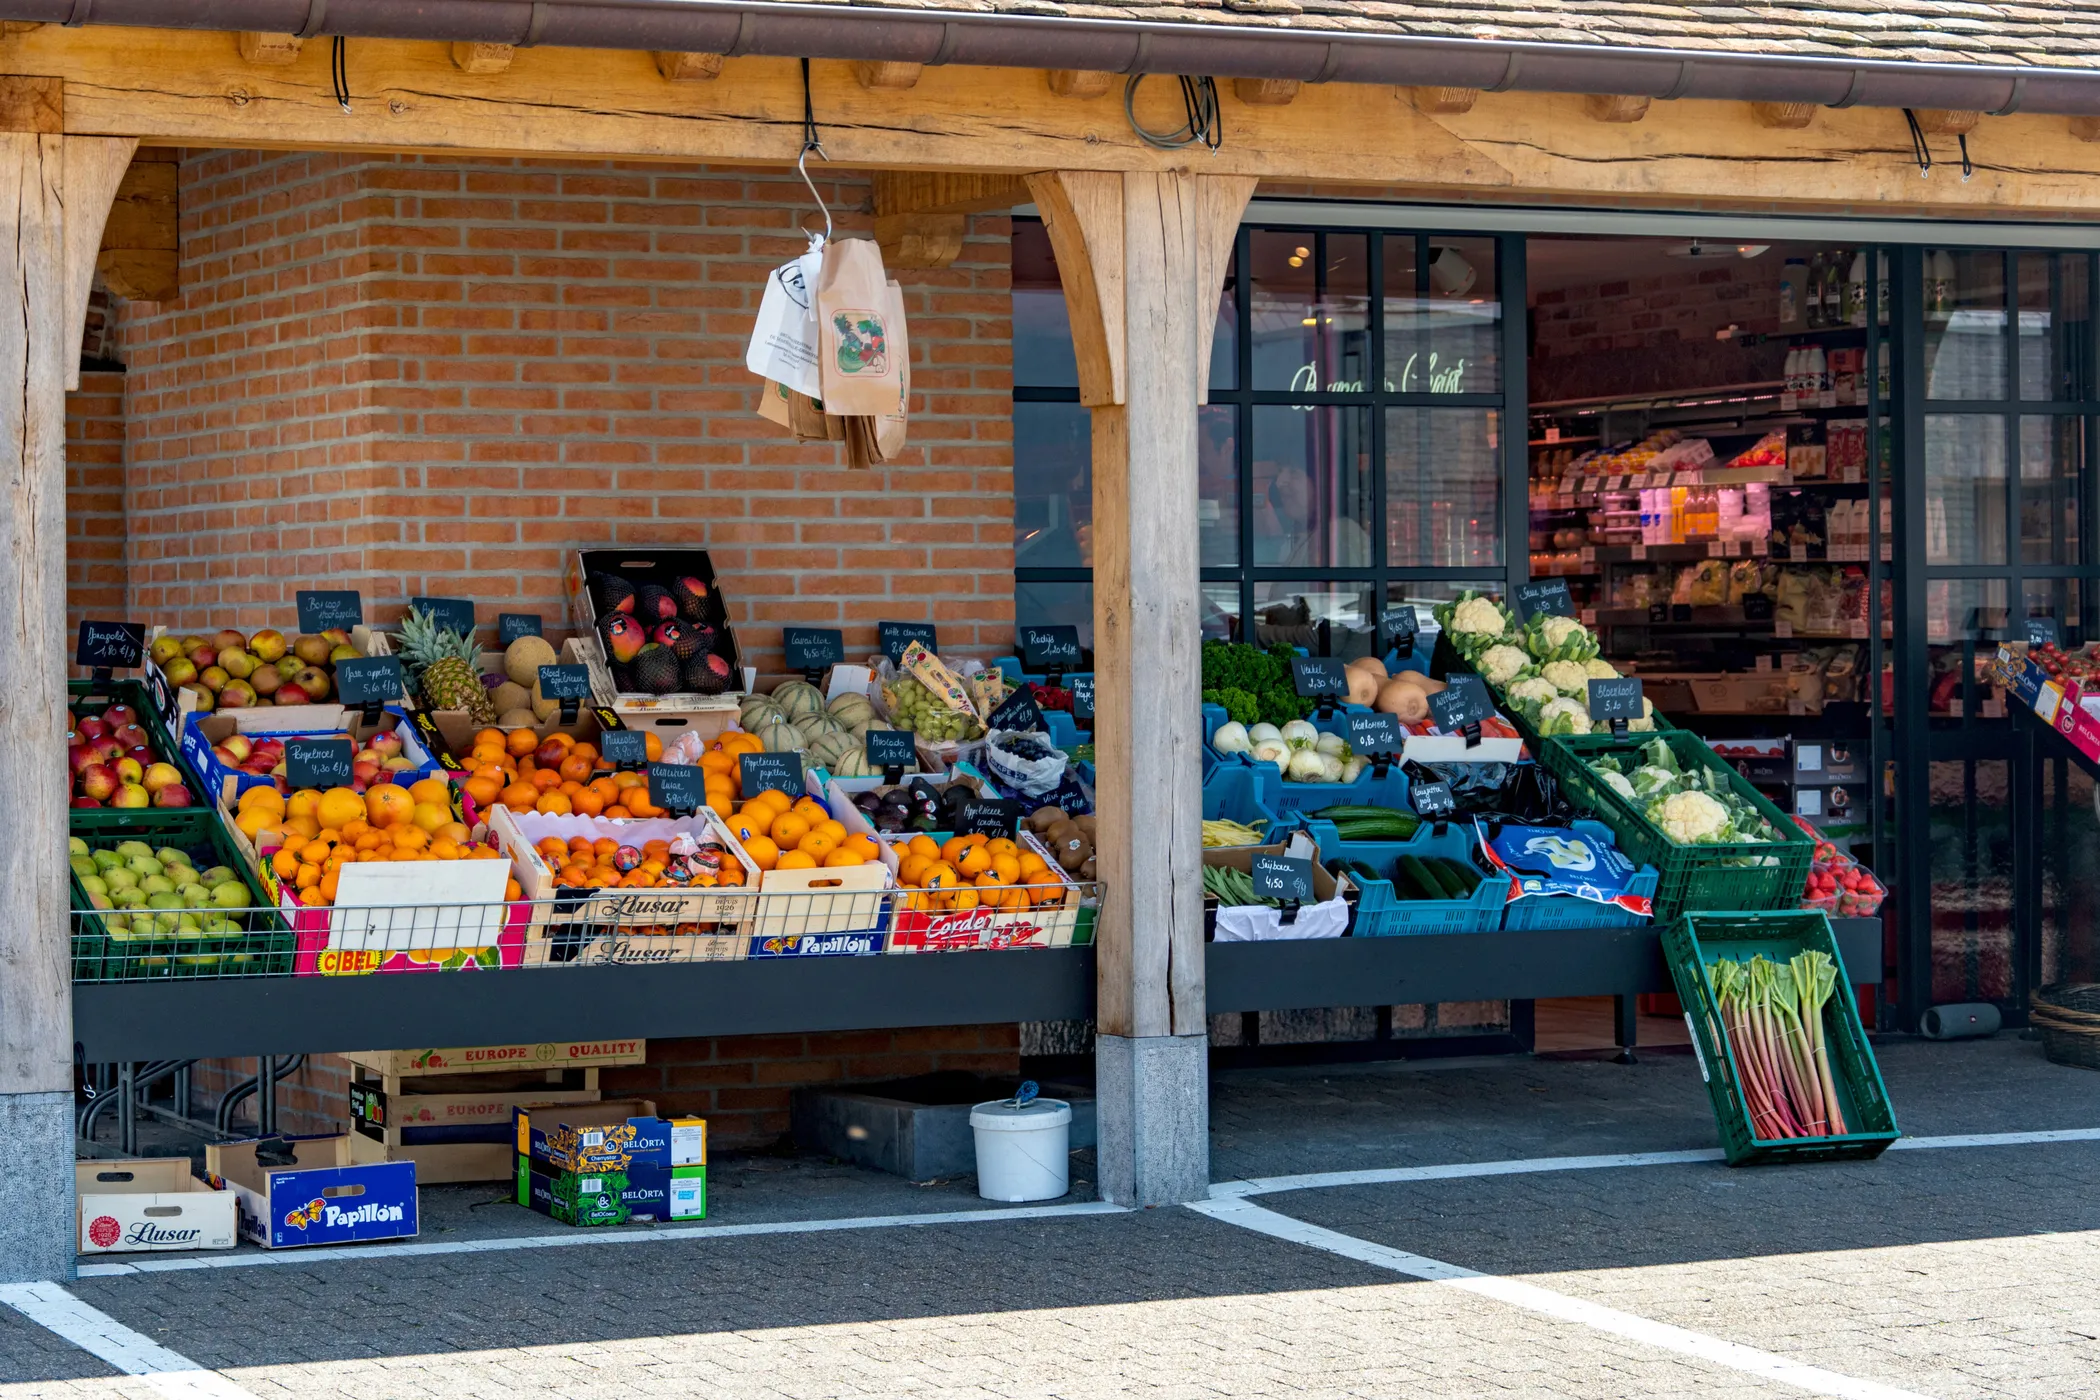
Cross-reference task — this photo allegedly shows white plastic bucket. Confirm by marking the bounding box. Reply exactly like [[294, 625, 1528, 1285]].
[[969, 1098, 1072, 1202]]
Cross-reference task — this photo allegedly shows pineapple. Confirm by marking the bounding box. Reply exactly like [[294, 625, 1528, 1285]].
[[398, 606, 496, 722]]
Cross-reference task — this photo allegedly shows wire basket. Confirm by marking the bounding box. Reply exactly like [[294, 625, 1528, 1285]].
[[2031, 984, 2100, 1071], [70, 808, 291, 981]]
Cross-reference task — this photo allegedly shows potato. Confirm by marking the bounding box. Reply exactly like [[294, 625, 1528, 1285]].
[[1345, 655, 1389, 681]]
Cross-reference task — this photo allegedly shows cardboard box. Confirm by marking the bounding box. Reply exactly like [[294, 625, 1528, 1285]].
[[346, 1081, 602, 1184], [518, 1161, 706, 1226], [205, 1135, 417, 1249], [1791, 740, 1868, 786], [513, 1100, 705, 1175], [344, 1041, 645, 1077], [494, 804, 758, 941], [262, 847, 530, 976], [408, 706, 610, 775], [181, 707, 438, 807], [562, 634, 743, 732], [887, 829, 1083, 953], [76, 1159, 238, 1254]]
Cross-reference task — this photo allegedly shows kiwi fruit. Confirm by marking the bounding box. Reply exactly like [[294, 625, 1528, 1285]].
[[1027, 806, 1065, 834]]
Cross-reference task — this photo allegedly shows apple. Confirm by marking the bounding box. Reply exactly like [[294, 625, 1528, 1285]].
[[111, 724, 148, 749], [352, 758, 381, 786], [71, 796, 103, 809], [152, 783, 193, 808], [142, 762, 184, 794], [162, 657, 198, 687], [329, 643, 360, 663], [276, 656, 303, 679], [221, 733, 253, 762], [148, 635, 185, 667], [100, 703, 138, 728], [212, 743, 242, 769], [320, 627, 352, 647], [76, 715, 109, 741], [248, 629, 287, 662], [111, 782, 150, 809], [199, 665, 230, 693], [250, 665, 283, 696], [366, 732, 403, 758], [381, 755, 417, 772], [219, 649, 257, 680], [78, 763, 118, 800], [218, 679, 258, 709], [292, 667, 331, 701], [178, 634, 206, 651], [250, 738, 285, 762], [179, 684, 214, 713], [68, 741, 97, 775], [293, 634, 333, 666], [212, 628, 247, 655], [91, 736, 124, 763], [125, 745, 153, 765], [188, 645, 218, 670], [273, 682, 312, 706], [115, 755, 144, 784]]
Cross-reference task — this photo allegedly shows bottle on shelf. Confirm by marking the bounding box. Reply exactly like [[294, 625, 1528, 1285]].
[[1669, 484, 1689, 544], [1845, 250, 1867, 328], [1783, 345, 1803, 400], [1876, 251, 1891, 326], [1806, 252, 1828, 329], [1779, 258, 1806, 331], [1808, 343, 1829, 400]]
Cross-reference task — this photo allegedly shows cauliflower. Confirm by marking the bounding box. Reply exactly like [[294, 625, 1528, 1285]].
[[1582, 659, 1619, 680], [1535, 696, 1593, 736], [1522, 611, 1601, 663], [1649, 789, 1731, 844], [1478, 644, 1534, 688], [1449, 595, 1509, 642], [1541, 660, 1591, 695], [1506, 677, 1559, 709], [1631, 763, 1679, 798], [1626, 697, 1658, 733], [1602, 770, 1637, 800]]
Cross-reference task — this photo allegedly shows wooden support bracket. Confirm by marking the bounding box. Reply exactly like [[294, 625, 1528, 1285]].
[[2073, 116, 2100, 143], [875, 212, 966, 269], [97, 146, 179, 304], [1232, 78, 1300, 107], [1047, 70, 1115, 99], [1913, 109, 1981, 135], [853, 60, 922, 91], [870, 171, 1028, 270], [1410, 86, 1480, 115], [653, 51, 724, 81], [450, 42, 514, 76], [1751, 101, 1817, 130], [236, 32, 303, 66], [1585, 93, 1651, 124]]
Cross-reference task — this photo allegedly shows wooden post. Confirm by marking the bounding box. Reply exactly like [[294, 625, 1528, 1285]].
[[0, 97, 134, 1280], [1027, 169, 1253, 1207]]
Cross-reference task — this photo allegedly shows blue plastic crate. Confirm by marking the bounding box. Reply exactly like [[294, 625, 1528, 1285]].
[[1201, 764, 1280, 834], [994, 656, 1094, 691], [1248, 741, 1410, 816], [1043, 709, 1085, 750], [1495, 819, 1661, 931], [1302, 818, 1508, 936]]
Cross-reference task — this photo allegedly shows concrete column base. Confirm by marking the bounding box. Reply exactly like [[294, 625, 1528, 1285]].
[[1095, 1032, 1209, 1207], [0, 1092, 76, 1283]]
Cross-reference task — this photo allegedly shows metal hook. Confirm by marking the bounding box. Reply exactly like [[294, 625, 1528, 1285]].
[[797, 142, 832, 244]]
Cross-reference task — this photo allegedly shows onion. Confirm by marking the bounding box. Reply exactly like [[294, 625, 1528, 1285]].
[[1248, 722, 1282, 743], [1211, 721, 1252, 754]]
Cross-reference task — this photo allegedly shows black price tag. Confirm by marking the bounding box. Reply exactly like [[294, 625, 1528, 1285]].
[[76, 620, 144, 672], [1428, 676, 1492, 734], [1586, 676, 1644, 722], [498, 613, 543, 644], [987, 684, 1045, 733], [296, 589, 363, 633], [1249, 854, 1315, 904], [1072, 674, 1095, 722], [539, 663, 591, 724], [411, 596, 477, 638], [957, 797, 1023, 839], [2026, 615, 2061, 647], [648, 761, 709, 815], [334, 656, 403, 709], [285, 736, 353, 790], [1411, 780, 1457, 819], [1018, 624, 1081, 673], [737, 751, 804, 801], [1515, 580, 1575, 620], [1290, 657, 1349, 698], [1742, 594, 1774, 623], [878, 620, 937, 665], [600, 729, 647, 768], [1385, 605, 1418, 657], [1347, 712, 1403, 755], [783, 627, 844, 675], [866, 727, 916, 779]]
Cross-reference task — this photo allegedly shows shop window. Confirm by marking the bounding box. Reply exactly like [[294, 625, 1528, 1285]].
[[1248, 582, 1375, 657], [1924, 249, 2008, 400], [1013, 401, 1091, 569], [1013, 220, 1078, 390], [1197, 405, 1239, 568], [1385, 406, 1503, 569], [2038, 757, 2100, 986], [1251, 406, 1373, 568], [1927, 757, 2015, 1003], [2023, 579, 2083, 645], [1014, 579, 1093, 651], [1385, 235, 1500, 394], [1250, 231, 1370, 393], [2018, 251, 2090, 403], [1922, 414, 2008, 565], [1925, 577, 2007, 717], [1201, 582, 1243, 643], [2019, 416, 2083, 567]]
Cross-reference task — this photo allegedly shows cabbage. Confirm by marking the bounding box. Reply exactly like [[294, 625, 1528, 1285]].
[[1506, 677, 1560, 710], [1522, 613, 1600, 665], [1478, 644, 1535, 688], [1211, 721, 1252, 754], [1535, 697, 1593, 736], [1541, 660, 1591, 695], [1582, 659, 1619, 680]]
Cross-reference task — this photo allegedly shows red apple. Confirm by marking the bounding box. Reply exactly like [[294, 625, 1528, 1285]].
[[273, 682, 312, 706], [100, 704, 138, 729], [148, 635, 185, 667], [179, 683, 214, 713], [218, 679, 258, 709], [111, 782, 150, 808], [91, 736, 124, 763], [365, 731, 403, 759], [76, 716, 109, 741], [70, 796, 103, 809], [114, 756, 144, 784], [199, 665, 230, 693], [221, 733, 253, 762], [67, 742, 96, 775], [111, 724, 148, 750], [291, 666, 331, 702], [248, 629, 287, 662], [152, 783, 193, 808], [162, 658, 198, 687], [78, 763, 118, 800], [211, 628, 247, 655], [188, 645, 218, 670]]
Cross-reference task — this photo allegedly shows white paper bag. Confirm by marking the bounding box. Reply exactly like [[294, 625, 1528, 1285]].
[[745, 244, 824, 398]]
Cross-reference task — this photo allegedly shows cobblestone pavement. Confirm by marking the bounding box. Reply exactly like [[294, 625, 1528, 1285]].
[[3, 1036, 2095, 1399]]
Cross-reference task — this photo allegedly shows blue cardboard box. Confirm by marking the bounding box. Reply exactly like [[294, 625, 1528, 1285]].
[[180, 708, 438, 806], [747, 929, 885, 958], [518, 1161, 707, 1226], [513, 1100, 706, 1176], [205, 1135, 417, 1250]]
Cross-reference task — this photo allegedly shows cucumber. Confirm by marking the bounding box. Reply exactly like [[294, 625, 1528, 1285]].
[[1324, 807, 1422, 842], [1432, 857, 1478, 897], [1398, 856, 1446, 901]]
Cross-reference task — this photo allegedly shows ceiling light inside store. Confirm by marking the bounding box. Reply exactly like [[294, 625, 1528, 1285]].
[[1294, 246, 1310, 258], [1302, 316, 1317, 326], [1663, 240, 1771, 261], [1288, 256, 1304, 268]]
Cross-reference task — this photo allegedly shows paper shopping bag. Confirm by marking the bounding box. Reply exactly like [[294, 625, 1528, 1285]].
[[817, 239, 904, 416], [745, 244, 824, 399], [874, 280, 910, 461]]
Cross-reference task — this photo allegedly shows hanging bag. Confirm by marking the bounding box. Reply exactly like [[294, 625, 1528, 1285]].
[[817, 238, 904, 416]]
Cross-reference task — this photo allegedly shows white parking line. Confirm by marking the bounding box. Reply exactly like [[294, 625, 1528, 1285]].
[[0, 1281, 253, 1398], [1187, 1197, 1936, 1400]]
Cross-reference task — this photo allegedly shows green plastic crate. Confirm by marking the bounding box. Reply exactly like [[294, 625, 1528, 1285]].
[[1664, 911, 1898, 1166], [1541, 729, 1812, 921], [68, 677, 207, 830], [69, 807, 291, 981]]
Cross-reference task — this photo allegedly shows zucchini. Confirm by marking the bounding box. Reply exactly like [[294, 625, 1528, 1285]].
[[1431, 857, 1478, 897], [1324, 806, 1422, 842], [1398, 855, 1446, 901]]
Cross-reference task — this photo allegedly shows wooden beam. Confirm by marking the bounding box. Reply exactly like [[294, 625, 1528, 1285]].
[[853, 60, 922, 91], [1410, 86, 1479, 115], [236, 32, 302, 66], [2074, 115, 2100, 143], [871, 171, 1029, 218], [1913, 109, 1981, 135], [0, 76, 60, 135], [1025, 171, 1123, 407], [875, 212, 965, 269], [653, 51, 724, 82], [96, 147, 178, 304], [63, 136, 135, 390], [1585, 93, 1651, 124], [1233, 78, 1300, 107], [450, 42, 514, 76], [1047, 70, 1114, 99], [1751, 101, 1817, 130]]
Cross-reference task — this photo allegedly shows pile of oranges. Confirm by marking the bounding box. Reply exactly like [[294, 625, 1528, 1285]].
[[695, 730, 766, 810], [243, 778, 517, 908], [532, 834, 749, 891], [722, 788, 883, 873], [457, 727, 666, 819], [895, 833, 1068, 913]]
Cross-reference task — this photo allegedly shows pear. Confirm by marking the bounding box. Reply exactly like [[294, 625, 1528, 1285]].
[[145, 891, 182, 911], [210, 881, 251, 909], [199, 866, 235, 887], [155, 847, 189, 868], [68, 836, 88, 858], [177, 883, 210, 906], [102, 867, 139, 892], [70, 855, 98, 881], [112, 841, 153, 860], [139, 875, 176, 897], [92, 849, 122, 871], [78, 874, 108, 898], [125, 854, 164, 878], [112, 887, 146, 909]]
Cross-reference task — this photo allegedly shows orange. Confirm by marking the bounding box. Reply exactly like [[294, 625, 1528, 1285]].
[[473, 727, 505, 750], [974, 871, 1003, 887], [408, 777, 451, 807], [922, 861, 960, 890], [700, 750, 735, 776], [813, 819, 847, 845], [438, 822, 472, 847], [238, 785, 285, 814], [949, 886, 981, 911], [499, 781, 539, 811], [571, 741, 599, 763], [940, 836, 970, 865], [823, 847, 863, 868], [610, 771, 643, 790], [776, 849, 818, 871], [295, 861, 321, 890], [841, 833, 879, 863], [1018, 852, 1049, 877], [530, 768, 563, 792], [770, 813, 809, 848], [592, 837, 619, 861], [545, 732, 575, 751], [741, 835, 781, 871], [317, 787, 365, 831], [643, 732, 666, 762], [624, 793, 663, 819], [715, 861, 745, 887], [719, 731, 761, 755], [504, 878, 523, 901], [604, 804, 632, 820], [797, 831, 838, 861], [464, 775, 502, 808], [365, 785, 414, 828], [907, 834, 941, 861], [572, 790, 605, 817], [431, 838, 461, 860], [726, 813, 767, 845], [956, 845, 993, 878], [898, 854, 931, 886], [507, 729, 540, 757], [237, 807, 284, 842], [791, 798, 828, 825], [471, 762, 511, 785], [270, 848, 300, 881], [390, 824, 431, 853], [589, 777, 621, 806], [558, 864, 590, 886], [559, 754, 595, 784], [286, 789, 322, 820], [535, 791, 574, 816], [281, 814, 320, 843], [991, 853, 1021, 884], [410, 802, 452, 834]]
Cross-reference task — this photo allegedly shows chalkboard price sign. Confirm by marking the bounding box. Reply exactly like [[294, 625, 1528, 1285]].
[[865, 727, 916, 778], [986, 683, 1044, 734], [296, 590, 363, 633], [957, 797, 1024, 840], [1586, 676, 1645, 723], [600, 729, 648, 768], [2026, 615, 2061, 647], [411, 596, 477, 638], [1249, 854, 1314, 904], [498, 613, 543, 644], [334, 657, 404, 711], [1072, 674, 1095, 722], [1411, 781, 1457, 819], [1428, 676, 1492, 735], [1385, 605, 1418, 656], [648, 761, 709, 815], [1291, 657, 1349, 698], [1347, 712, 1403, 755], [1515, 580, 1576, 621], [737, 751, 803, 801], [1018, 625, 1081, 673], [76, 620, 144, 671], [877, 620, 937, 665], [538, 664, 592, 701], [783, 627, 844, 674], [286, 737, 354, 790]]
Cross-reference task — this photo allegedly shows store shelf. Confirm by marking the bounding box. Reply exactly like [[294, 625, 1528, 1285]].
[[75, 920, 1886, 1060]]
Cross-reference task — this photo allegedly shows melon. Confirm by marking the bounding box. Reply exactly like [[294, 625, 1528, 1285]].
[[808, 730, 859, 769], [828, 691, 877, 728], [770, 680, 826, 721], [757, 718, 805, 753], [826, 747, 872, 779]]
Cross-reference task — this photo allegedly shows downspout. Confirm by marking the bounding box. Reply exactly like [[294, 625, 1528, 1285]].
[[5, 0, 2095, 115]]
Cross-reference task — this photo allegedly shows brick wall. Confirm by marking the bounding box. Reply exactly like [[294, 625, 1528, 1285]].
[[67, 371, 129, 643], [116, 150, 1017, 666]]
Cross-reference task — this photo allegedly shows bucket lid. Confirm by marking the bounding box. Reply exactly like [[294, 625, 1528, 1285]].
[[970, 1098, 1071, 1131]]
